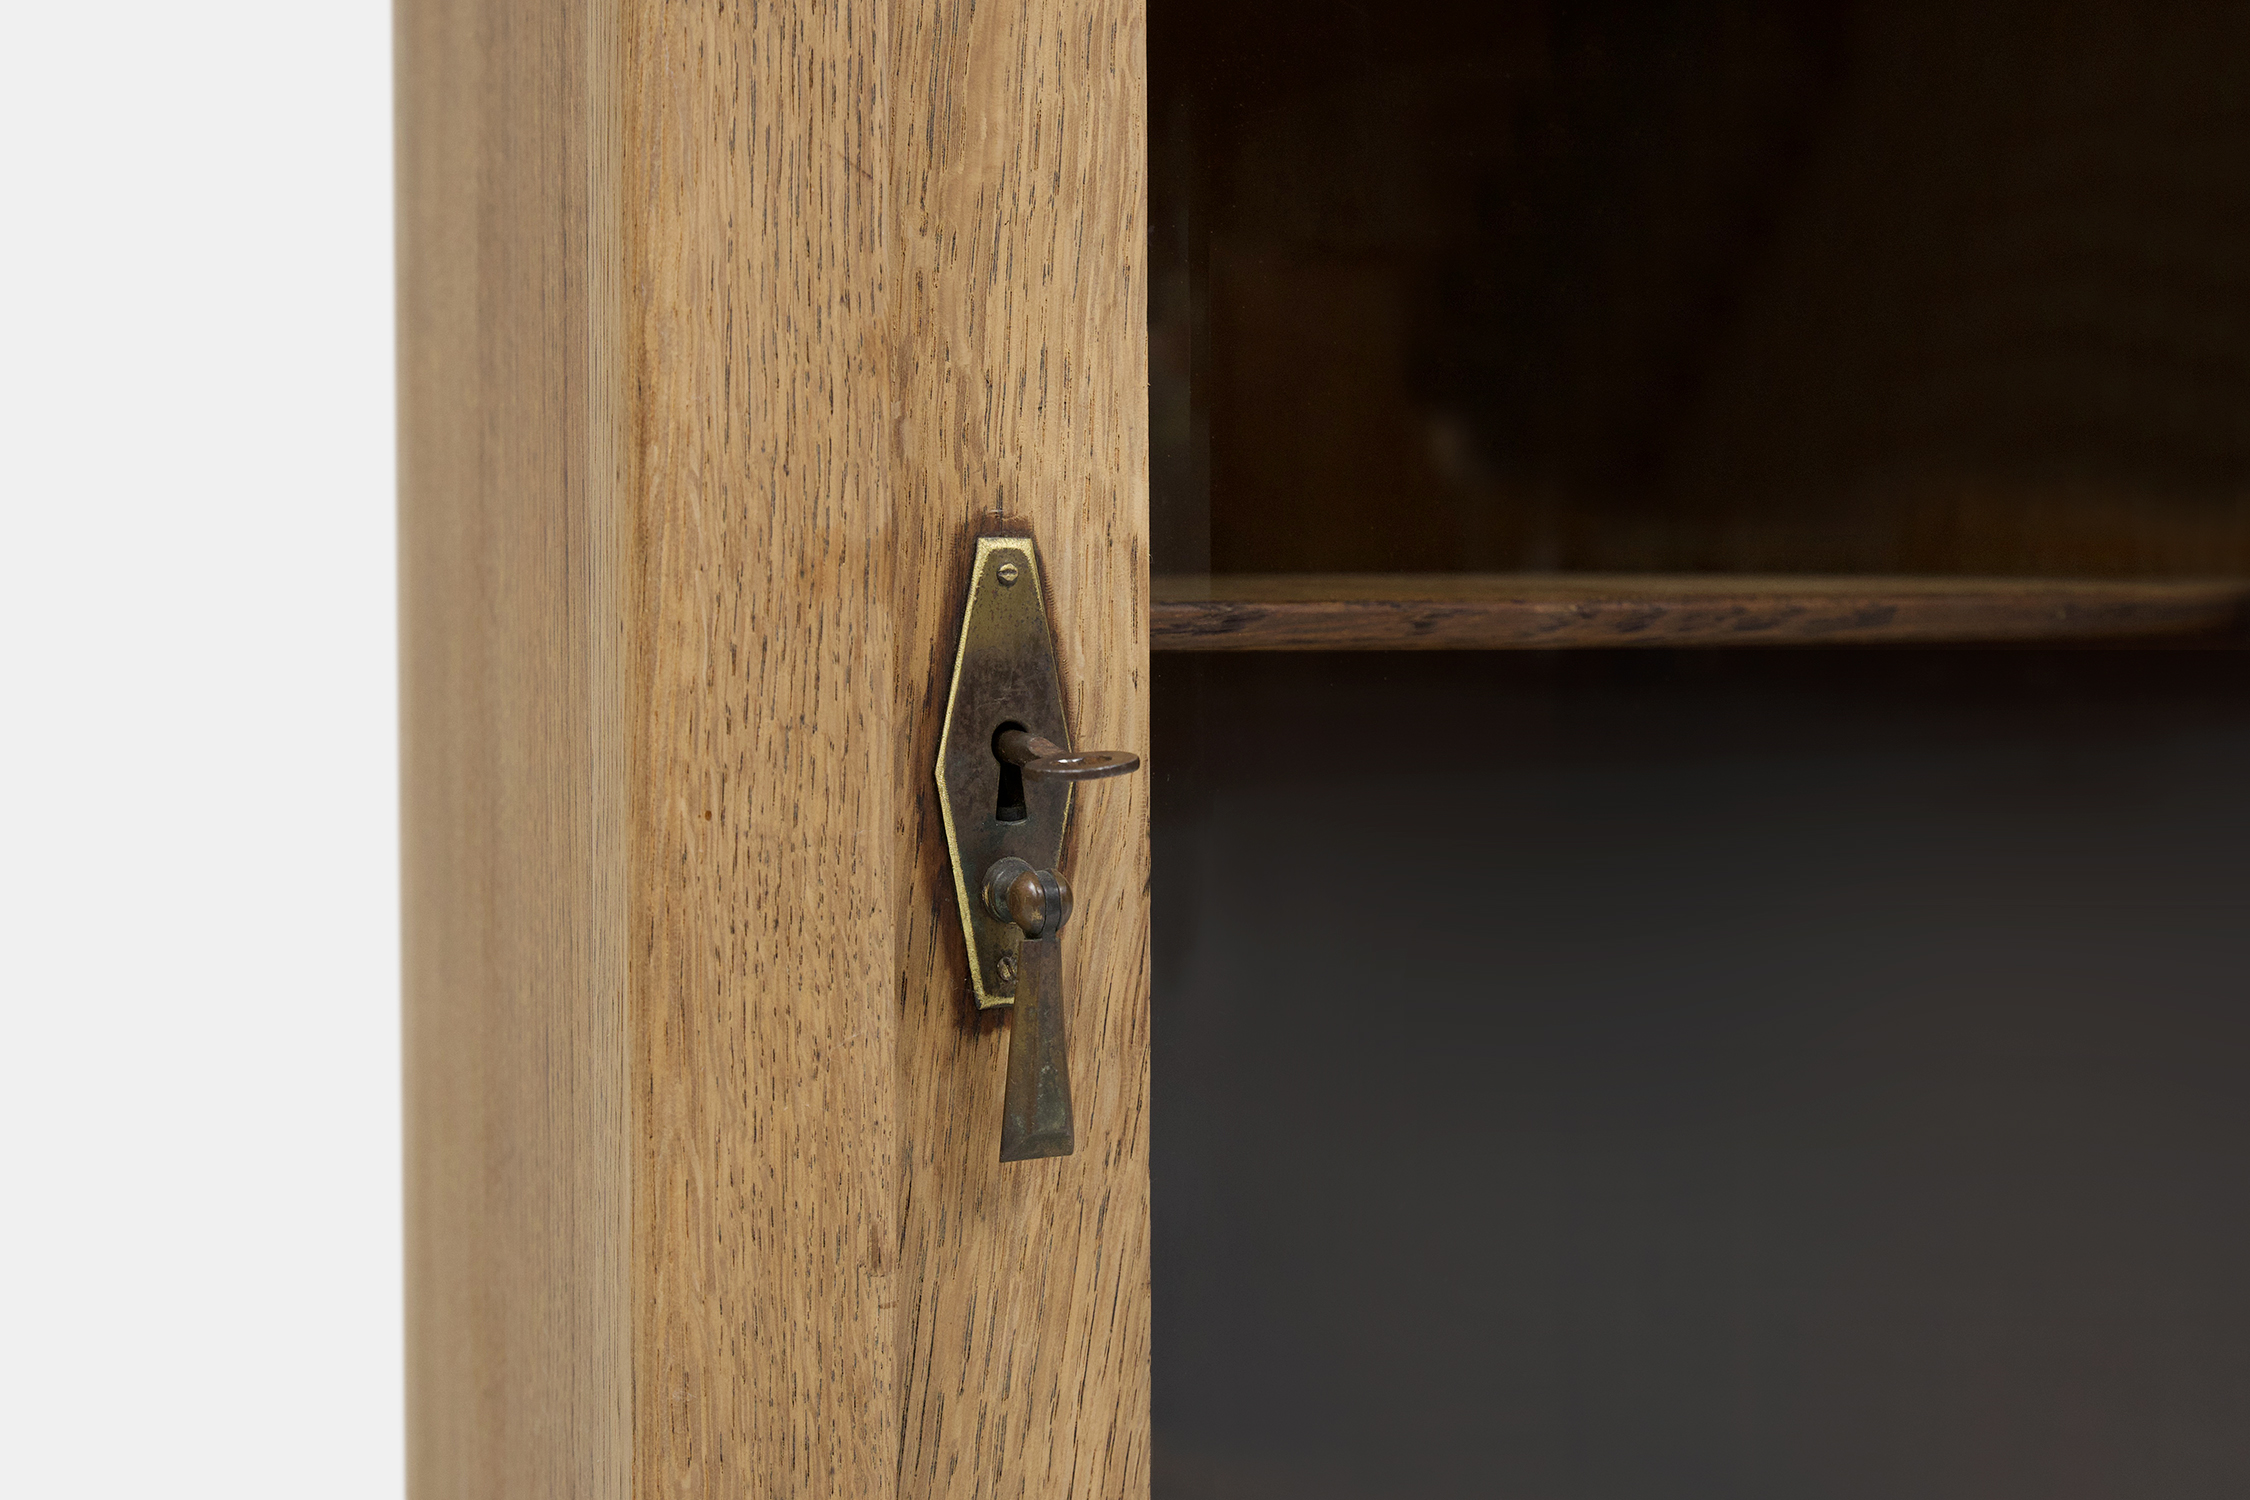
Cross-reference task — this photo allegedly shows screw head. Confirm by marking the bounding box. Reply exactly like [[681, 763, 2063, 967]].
[[997, 954, 1019, 984], [995, 557, 1022, 586]]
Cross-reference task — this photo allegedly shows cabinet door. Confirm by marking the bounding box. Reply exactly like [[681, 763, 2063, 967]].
[[399, 3, 1149, 1496]]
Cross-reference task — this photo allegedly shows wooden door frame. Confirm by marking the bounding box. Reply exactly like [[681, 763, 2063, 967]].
[[398, 2, 1150, 1494]]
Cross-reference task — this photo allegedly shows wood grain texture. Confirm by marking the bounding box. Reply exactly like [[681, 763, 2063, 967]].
[[1151, 574, 2249, 650], [620, 1, 905, 1494], [403, 1, 1149, 1496], [398, 0, 632, 1495], [888, 4, 1152, 1496]]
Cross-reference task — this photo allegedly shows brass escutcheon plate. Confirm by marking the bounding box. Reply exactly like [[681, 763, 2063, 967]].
[[936, 537, 1074, 1008]]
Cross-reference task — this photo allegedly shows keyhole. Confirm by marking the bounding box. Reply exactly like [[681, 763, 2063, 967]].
[[993, 721, 1028, 823]]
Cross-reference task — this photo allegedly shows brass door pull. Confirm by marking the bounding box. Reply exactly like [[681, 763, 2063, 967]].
[[936, 538, 1143, 1161]]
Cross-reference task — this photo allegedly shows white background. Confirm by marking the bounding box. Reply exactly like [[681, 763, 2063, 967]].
[[1, 4, 402, 1493]]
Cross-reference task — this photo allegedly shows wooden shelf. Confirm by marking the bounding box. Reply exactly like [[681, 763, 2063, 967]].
[[1150, 574, 2250, 651]]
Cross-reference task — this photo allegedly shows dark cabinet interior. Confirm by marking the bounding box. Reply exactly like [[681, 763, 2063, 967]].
[[1154, 651, 2250, 1499], [1149, 5, 2250, 1495], [1150, 0, 2250, 635]]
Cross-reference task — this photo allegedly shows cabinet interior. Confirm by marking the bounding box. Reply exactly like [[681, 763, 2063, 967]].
[[1149, 0, 2250, 645], [1150, 7, 2250, 1497]]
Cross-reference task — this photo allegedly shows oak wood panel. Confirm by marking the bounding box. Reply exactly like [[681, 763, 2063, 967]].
[[406, 2, 1149, 1496], [1151, 574, 2249, 650], [889, 4, 1153, 1498], [620, 1, 1149, 1491], [620, 2, 905, 1494], [398, 0, 632, 1495]]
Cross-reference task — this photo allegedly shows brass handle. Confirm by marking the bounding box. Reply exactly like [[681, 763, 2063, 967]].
[[984, 859, 1075, 1160], [994, 729, 1141, 783]]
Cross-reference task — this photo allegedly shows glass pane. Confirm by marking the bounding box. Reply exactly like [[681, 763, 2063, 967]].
[[1151, 1, 2250, 583], [1149, 5, 2250, 1496]]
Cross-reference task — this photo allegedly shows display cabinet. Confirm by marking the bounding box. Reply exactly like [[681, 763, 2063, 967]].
[[401, 3, 2250, 1495]]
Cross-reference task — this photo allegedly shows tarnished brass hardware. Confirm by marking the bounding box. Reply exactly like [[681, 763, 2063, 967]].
[[983, 859, 1075, 1160], [936, 538, 1075, 1010], [936, 535, 1143, 1161], [1000, 933, 1073, 1160], [984, 857, 1072, 939], [994, 729, 1142, 783]]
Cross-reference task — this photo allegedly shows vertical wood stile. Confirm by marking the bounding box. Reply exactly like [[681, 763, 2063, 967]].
[[622, 0, 904, 1492], [398, 0, 633, 1494], [888, 3, 1152, 1496]]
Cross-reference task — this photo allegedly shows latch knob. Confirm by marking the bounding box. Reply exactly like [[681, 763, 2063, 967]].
[[984, 857, 1072, 939]]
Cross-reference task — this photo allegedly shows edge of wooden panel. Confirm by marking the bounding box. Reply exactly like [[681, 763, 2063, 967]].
[[399, 0, 632, 1493]]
